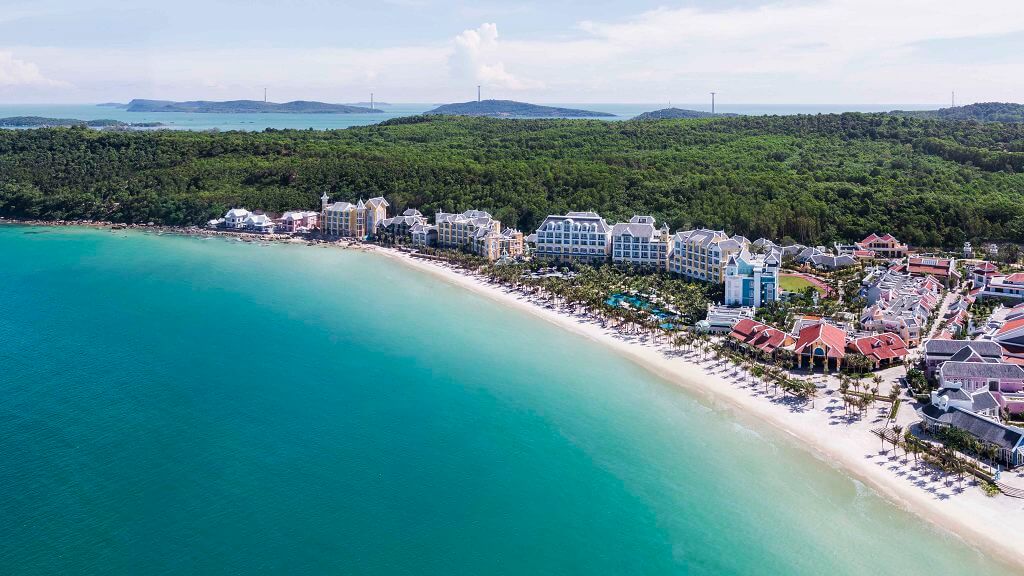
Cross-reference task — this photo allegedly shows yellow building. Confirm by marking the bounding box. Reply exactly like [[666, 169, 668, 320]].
[[668, 229, 747, 283], [436, 210, 498, 249], [476, 228, 524, 262], [320, 193, 389, 239], [434, 209, 523, 262]]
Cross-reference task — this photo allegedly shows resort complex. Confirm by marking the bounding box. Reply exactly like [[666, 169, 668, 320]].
[[204, 194, 1024, 479]]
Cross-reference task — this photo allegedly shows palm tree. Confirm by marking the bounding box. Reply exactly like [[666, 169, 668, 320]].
[[891, 424, 903, 457], [983, 442, 999, 473]]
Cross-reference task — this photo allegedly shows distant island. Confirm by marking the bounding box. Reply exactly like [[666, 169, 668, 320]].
[[634, 107, 740, 120], [890, 102, 1024, 123], [0, 116, 163, 129], [123, 99, 381, 114], [424, 100, 614, 118], [96, 102, 128, 108]]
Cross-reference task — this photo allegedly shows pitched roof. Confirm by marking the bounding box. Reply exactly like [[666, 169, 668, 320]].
[[997, 317, 1024, 336], [847, 333, 909, 363], [729, 319, 793, 354], [923, 339, 1003, 358], [793, 322, 847, 358], [940, 360, 1024, 381], [921, 406, 1024, 452]]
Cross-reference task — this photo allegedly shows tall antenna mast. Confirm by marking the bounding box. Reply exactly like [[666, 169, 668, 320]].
[[371, 92, 374, 110], [264, 88, 267, 103], [710, 92, 716, 114], [477, 85, 481, 102], [951, 90, 955, 108]]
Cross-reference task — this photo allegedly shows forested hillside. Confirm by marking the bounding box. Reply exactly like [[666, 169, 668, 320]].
[[2, 113, 1024, 247]]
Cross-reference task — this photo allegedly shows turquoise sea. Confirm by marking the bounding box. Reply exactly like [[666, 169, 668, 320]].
[[0, 226, 1011, 575], [0, 103, 934, 131]]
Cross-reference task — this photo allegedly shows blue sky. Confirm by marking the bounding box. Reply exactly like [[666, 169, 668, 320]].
[[1, 0, 1022, 104]]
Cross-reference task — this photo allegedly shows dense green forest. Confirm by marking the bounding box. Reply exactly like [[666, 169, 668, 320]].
[[2, 113, 1024, 247], [892, 102, 1024, 123]]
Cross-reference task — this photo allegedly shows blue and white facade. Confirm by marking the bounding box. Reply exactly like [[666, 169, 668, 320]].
[[724, 249, 780, 307]]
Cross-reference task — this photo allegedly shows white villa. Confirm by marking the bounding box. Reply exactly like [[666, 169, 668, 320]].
[[225, 208, 251, 229]]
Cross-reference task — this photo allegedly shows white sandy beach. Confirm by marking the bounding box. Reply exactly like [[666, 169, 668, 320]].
[[374, 246, 1024, 572]]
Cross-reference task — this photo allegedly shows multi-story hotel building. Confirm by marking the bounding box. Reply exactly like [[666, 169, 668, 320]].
[[724, 249, 780, 307], [320, 193, 389, 239], [610, 216, 671, 268], [668, 229, 746, 283], [533, 211, 612, 264], [436, 210, 500, 250], [379, 209, 428, 242], [432, 209, 522, 262], [475, 227, 525, 262]]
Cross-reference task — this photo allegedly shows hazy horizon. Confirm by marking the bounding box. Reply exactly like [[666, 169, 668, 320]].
[[1, 1, 1022, 105]]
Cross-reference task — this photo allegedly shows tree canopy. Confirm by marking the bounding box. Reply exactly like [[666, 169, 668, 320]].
[[2, 113, 1024, 247]]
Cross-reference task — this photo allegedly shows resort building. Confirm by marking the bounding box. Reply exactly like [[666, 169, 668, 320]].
[[723, 249, 780, 307], [243, 213, 275, 234], [700, 304, 755, 333], [436, 210, 500, 250], [379, 209, 428, 242], [728, 318, 795, 357], [846, 333, 909, 370], [857, 233, 908, 259], [474, 227, 525, 262], [668, 229, 746, 283], [859, 268, 941, 346], [610, 216, 671, 268], [320, 194, 390, 239], [937, 361, 1024, 394], [431, 209, 523, 262], [905, 256, 958, 288], [533, 211, 613, 264], [919, 389, 1024, 468], [922, 339, 1003, 379], [276, 210, 319, 233], [976, 272, 1024, 302], [410, 223, 438, 248], [224, 208, 251, 229], [793, 322, 847, 371], [963, 242, 974, 258], [993, 316, 1024, 363], [969, 261, 999, 288], [795, 246, 856, 270]]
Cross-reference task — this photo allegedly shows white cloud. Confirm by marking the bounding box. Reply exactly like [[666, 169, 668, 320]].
[[0, 51, 65, 87], [4, 1, 1024, 103], [450, 23, 543, 91]]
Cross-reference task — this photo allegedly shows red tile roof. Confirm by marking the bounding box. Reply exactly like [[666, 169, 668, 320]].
[[793, 322, 847, 358], [908, 258, 953, 278], [1005, 272, 1024, 284], [730, 319, 793, 354], [847, 333, 909, 364], [997, 317, 1024, 336]]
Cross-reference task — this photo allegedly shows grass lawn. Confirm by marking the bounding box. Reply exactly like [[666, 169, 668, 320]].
[[779, 274, 824, 294]]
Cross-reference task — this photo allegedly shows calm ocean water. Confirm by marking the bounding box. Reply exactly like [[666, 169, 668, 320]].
[[0, 226, 1007, 575], [0, 103, 934, 131]]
